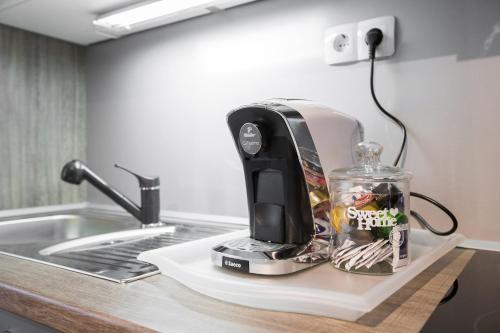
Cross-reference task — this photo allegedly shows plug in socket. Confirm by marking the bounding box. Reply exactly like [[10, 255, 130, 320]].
[[357, 16, 396, 61]]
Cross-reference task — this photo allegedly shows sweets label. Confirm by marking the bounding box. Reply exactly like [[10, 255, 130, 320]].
[[347, 206, 398, 230], [389, 226, 405, 246]]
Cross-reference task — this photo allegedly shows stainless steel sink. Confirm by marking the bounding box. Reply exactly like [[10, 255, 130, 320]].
[[0, 210, 240, 283]]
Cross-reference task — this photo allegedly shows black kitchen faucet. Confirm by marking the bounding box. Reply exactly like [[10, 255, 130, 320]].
[[61, 160, 161, 226]]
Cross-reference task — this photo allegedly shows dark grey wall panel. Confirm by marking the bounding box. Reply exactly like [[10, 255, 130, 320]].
[[0, 24, 86, 210]]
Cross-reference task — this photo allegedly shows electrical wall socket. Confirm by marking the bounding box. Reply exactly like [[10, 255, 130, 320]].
[[324, 23, 358, 65], [324, 16, 396, 65], [357, 16, 396, 61]]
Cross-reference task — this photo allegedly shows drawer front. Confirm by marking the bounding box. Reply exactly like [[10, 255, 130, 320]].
[[0, 309, 59, 333]]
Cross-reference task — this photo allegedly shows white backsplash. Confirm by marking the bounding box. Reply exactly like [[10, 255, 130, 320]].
[[86, 0, 500, 241]]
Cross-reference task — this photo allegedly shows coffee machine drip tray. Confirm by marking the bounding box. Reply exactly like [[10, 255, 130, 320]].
[[211, 236, 329, 275]]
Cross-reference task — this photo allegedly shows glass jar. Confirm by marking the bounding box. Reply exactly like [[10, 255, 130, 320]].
[[329, 142, 413, 275]]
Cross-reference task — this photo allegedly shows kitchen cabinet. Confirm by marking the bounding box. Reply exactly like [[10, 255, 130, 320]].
[[0, 308, 58, 333]]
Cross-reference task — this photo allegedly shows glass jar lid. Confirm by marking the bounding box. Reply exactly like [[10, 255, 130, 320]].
[[329, 142, 413, 182]]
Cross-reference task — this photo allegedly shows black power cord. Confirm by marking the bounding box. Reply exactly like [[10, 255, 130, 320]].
[[366, 28, 458, 236], [410, 192, 458, 236], [369, 57, 407, 167]]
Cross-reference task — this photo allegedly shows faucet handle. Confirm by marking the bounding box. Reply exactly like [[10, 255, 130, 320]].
[[115, 164, 160, 189]]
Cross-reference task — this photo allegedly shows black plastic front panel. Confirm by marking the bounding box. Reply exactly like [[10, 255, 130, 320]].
[[228, 106, 313, 245]]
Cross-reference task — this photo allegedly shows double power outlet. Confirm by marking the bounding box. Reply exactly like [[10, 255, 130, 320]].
[[324, 16, 396, 65]]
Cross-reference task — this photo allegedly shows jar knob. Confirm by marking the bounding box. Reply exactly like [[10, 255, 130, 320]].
[[356, 141, 383, 167]]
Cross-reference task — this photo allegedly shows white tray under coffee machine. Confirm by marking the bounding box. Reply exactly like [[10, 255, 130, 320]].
[[139, 99, 464, 320], [139, 228, 463, 321]]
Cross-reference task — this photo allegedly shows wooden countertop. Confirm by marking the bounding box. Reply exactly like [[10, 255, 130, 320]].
[[0, 249, 474, 333]]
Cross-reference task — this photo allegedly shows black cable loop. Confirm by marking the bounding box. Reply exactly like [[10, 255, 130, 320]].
[[410, 192, 458, 236], [369, 56, 458, 236]]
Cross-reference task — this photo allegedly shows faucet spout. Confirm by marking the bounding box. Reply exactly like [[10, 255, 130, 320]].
[[61, 160, 160, 225]]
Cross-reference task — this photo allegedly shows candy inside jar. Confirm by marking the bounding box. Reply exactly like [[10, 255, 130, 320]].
[[328, 142, 412, 275]]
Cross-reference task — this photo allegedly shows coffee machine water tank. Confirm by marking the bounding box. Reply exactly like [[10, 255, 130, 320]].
[[211, 99, 364, 275]]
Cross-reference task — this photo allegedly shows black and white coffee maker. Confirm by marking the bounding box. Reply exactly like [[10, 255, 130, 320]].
[[211, 99, 363, 275]]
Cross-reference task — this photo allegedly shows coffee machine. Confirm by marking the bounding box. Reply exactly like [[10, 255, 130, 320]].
[[211, 99, 363, 275]]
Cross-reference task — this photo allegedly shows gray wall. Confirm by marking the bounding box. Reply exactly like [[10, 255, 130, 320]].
[[86, 0, 500, 241], [0, 24, 86, 210]]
